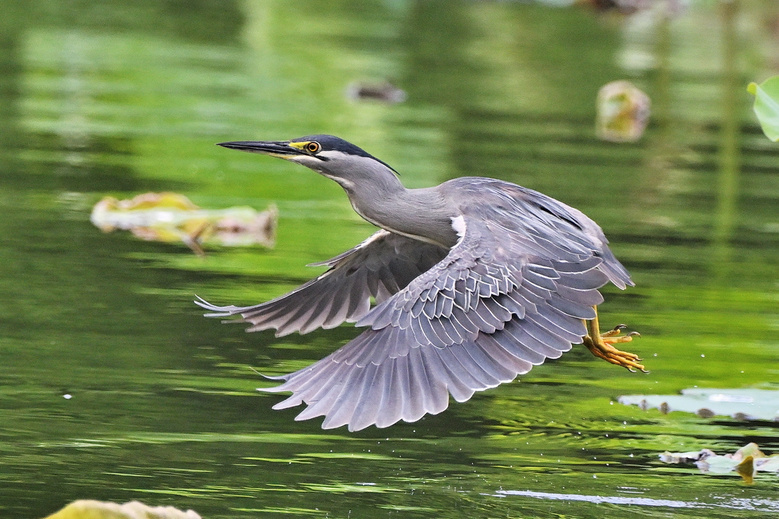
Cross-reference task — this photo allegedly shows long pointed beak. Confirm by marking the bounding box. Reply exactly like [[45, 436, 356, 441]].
[[217, 140, 301, 159]]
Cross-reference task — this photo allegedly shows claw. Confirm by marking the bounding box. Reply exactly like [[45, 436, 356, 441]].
[[583, 306, 646, 372], [602, 324, 627, 338]]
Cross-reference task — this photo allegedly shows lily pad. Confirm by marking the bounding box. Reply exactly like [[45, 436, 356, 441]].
[[747, 76, 779, 141], [618, 387, 779, 421]]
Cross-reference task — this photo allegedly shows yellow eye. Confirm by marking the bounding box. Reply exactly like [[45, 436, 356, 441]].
[[305, 141, 321, 154]]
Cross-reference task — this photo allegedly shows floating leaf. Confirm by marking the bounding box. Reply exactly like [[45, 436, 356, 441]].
[[735, 442, 765, 459], [698, 454, 740, 475], [658, 449, 713, 464], [618, 387, 779, 421], [595, 80, 650, 142], [44, 500, 201, 519], [747, 76, 779, 141], [736, 455, 756, 485], [758, 456, 779, 472], [659, 443, 778, 485], [91, 192, 277, 255]]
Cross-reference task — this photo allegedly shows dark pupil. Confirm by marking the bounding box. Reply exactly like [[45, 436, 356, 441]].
[[308, 143, 318, 152]]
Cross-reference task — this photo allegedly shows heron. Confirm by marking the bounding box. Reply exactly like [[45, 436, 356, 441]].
[[197, 135, 644, 432]]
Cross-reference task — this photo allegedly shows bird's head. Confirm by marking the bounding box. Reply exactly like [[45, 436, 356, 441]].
[[217, 135, 398, 191]]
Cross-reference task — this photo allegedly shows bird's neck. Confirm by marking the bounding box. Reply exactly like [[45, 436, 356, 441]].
[[343, 178, 458, 248]]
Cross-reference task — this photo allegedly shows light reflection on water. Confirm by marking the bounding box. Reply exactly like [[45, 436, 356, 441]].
[[0, 1, 777, 518], [496, 490, 779, 513]]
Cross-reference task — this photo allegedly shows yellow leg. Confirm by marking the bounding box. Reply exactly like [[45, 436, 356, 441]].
[[582, 306, 646, 372]]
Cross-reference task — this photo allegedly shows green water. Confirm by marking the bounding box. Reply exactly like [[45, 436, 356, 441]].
[[1, 1, 777, 517]]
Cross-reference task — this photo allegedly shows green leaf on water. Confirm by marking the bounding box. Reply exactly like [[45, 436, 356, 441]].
[[748, 76, 779, 141]]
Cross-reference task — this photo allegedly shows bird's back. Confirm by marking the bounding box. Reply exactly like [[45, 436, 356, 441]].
[[436, 176, 633, 289]]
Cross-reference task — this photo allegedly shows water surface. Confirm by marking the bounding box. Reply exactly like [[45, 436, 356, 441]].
[[0, 1, 777, 518]]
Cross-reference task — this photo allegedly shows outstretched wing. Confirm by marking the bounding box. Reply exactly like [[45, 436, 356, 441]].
[[196, 230, 447, 336], [262, 213, 622, 431]]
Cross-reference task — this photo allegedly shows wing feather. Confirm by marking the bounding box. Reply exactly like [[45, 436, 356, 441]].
[[197, 230, 447, 335], [208, 177, 635, 431]]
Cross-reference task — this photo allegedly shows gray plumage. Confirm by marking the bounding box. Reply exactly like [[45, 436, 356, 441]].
[[197, 135, 634, 431]]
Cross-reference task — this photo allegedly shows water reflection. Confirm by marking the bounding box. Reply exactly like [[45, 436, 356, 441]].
[[496, 489, 779, 513]]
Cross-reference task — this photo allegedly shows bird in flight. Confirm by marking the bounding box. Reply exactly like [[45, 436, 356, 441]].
[[197, 135, 643, 431]]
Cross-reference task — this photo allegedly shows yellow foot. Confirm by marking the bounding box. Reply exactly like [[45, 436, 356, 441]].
[[583, 328, 645, 372], [583, 307, 647, 373]]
